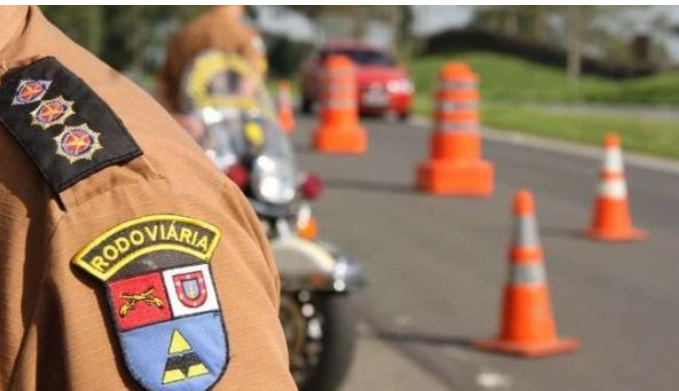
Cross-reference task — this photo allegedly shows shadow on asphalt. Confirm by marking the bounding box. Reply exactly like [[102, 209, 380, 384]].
[[375, 330, 473, 350], [323, 178, 416, 195]]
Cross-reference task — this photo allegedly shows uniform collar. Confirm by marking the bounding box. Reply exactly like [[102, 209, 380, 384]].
[[0, 6, 29, 56]]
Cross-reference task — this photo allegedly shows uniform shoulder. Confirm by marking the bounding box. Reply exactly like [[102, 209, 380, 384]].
[[1, 40, 227, 209], [0, 57, 142, 194]]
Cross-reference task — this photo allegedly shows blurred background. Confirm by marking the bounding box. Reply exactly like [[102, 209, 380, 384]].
[[42, 5, 679, 157], [41, 5, 679, 391]]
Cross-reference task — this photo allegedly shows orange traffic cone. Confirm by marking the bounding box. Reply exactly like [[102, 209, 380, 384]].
[[475, 190, 579, 358], [583, 133, 646, 241], [313, 55, 367, 154], [416, 62, 493, 196], [277, 79, 295, 134]]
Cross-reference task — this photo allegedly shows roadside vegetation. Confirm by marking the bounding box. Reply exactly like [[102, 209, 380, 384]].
[[411, 52, 679, 159]]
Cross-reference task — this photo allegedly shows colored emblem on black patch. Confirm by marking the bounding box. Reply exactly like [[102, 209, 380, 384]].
[[0, 57, 142, 193], [12, 79, 51, 105], [72, 215, 228, 391], [54, 124, 102, 164], [31, 96, 74, 129]]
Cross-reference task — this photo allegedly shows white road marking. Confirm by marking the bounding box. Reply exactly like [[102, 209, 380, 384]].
[[476, 369, 513, 390]]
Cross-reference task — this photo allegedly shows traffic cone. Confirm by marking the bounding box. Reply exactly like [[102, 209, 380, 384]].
[[475, 190, 579, 358], [277, 79, 295, 134], [313, 55, 367, 154], [416, 62, 493, 196], [583, 133, 647, 241]]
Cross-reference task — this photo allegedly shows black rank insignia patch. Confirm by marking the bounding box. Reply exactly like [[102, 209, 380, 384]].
[[72, 215, 229, 391], [0, 57, 142, 193]]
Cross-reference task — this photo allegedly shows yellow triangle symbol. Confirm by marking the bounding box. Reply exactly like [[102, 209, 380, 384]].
[[168, 330, 192, 354]]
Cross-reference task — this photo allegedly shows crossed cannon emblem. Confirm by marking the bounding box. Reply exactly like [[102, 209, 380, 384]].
[[119, 287, 164, 318]]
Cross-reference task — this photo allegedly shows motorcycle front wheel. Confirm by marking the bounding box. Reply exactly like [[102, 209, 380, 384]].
[[280, 291, 357, 391]]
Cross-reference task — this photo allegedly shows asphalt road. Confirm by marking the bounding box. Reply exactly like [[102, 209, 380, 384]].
[[291, 115, 679, 391]]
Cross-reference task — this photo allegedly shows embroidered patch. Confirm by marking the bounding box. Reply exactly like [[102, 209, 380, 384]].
[[54, 124, 103, 164], [12, 79, 51, 105], [30, 96, 74, 129], [72, 215, 228, 391], [0, 57, 142, 193]]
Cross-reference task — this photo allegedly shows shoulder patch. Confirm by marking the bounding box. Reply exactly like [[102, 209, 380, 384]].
[[0, 57, 142, 193], [72, 214, 228, 391]]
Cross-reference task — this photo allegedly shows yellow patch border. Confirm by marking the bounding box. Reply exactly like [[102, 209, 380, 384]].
[[72, 214, 221, 281]]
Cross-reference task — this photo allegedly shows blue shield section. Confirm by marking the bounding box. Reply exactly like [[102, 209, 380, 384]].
[[182, 279, 200, 300], [119, 311, 228, 391]]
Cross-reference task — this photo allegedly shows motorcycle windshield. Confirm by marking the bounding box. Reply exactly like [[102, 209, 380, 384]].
[[178, 50, 296, 172]]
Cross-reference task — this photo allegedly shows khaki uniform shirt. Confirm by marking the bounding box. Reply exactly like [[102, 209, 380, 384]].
[[0, 6, 295, 391], [157, 7, 267, 112]]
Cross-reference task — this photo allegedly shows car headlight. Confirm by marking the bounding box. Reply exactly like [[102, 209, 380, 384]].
[[252, 155, 297, 204], [386, 78, 413, 94]]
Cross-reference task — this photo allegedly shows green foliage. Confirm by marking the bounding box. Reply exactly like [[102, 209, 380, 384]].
[[41, 5, 207, 72], [266, 36, 313, 79], [41, 6, 105, 54], [482, 102, 679, 159], [585, 73, 679, 105], [411, 52, 679, 105], [279, 5, 415, 57]]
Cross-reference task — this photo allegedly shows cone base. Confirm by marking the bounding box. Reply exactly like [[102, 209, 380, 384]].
[[582, 227, 647, 242], [313, 126, 367, 155], [417, 159, 494, 196], [474, 336, 579, 358]]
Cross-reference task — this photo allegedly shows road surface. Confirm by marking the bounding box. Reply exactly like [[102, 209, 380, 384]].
[[291, 115, 679, 391]]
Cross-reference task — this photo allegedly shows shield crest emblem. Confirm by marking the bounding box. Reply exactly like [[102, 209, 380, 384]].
[[173, 270, 208, 307], [72, 215, 228, 391]]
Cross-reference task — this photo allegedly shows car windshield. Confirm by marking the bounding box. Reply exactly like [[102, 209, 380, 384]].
[[326, 49, 394, 66]]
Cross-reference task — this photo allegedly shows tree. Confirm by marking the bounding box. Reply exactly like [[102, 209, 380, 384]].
[[277, 5, 415, 58], [471, 5, 653, 86], [566, 6, 582, 87], [40, 5, 207, 72]]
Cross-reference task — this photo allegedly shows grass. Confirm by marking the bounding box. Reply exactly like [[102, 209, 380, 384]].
[[410, 52, 679, 158], [482, 102, 679, 159], [411, 52, 679, 105]]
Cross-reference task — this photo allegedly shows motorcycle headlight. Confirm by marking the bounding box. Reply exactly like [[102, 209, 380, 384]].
[[253, 155, 297, 204]]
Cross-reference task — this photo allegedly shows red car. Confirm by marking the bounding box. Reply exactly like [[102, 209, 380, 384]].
[[301, 41, 414, 120]]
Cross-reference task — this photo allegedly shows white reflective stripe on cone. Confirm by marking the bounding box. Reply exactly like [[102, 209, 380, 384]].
[[604, 147, 624, 173], [278, 95, 291, 105], [321, 100, 356, 109], [597, 178, 628, 199], [436, 121, 478, 133], [510, 263, 546, 285], [511, 216, 540, 247], [322, 84, 355, 94], [438, 101, 478, 112], [437, 80, 477, 90], [321, 69, 355, 78]]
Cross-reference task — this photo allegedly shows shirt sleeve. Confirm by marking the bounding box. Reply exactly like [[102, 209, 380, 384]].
[[6, 174, 295, 390]]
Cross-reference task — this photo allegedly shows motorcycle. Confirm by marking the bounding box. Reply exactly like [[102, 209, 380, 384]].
[[179, 50, 362, 391]]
